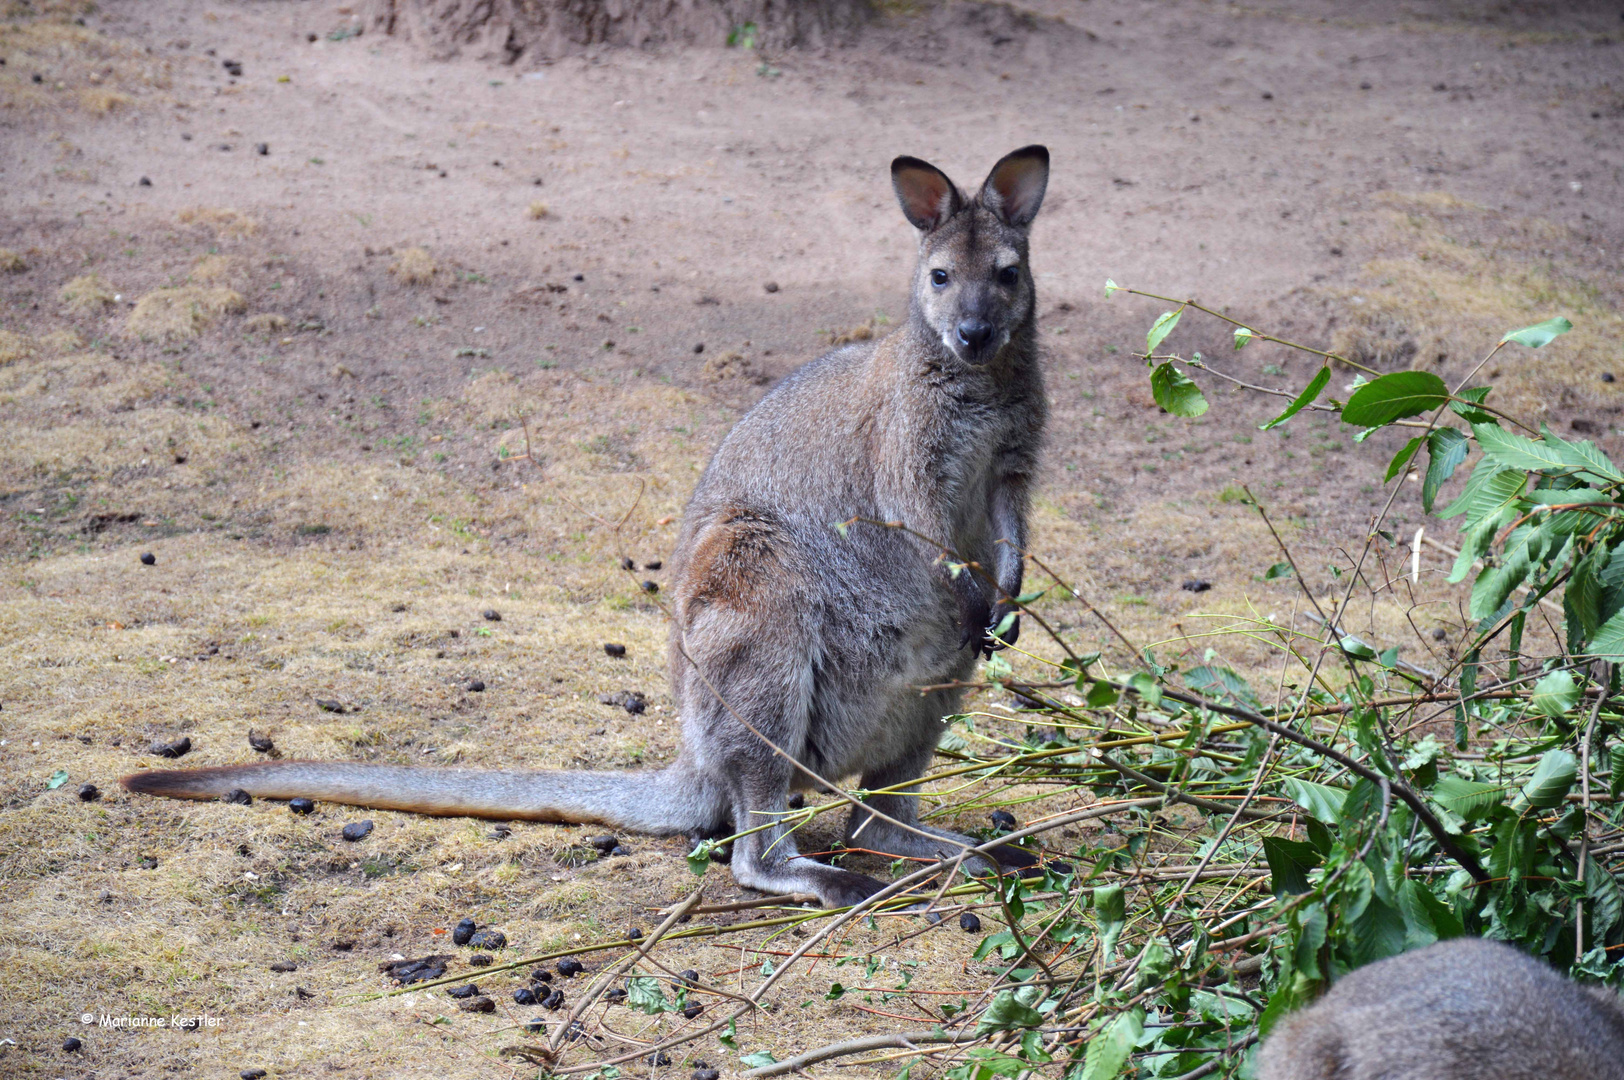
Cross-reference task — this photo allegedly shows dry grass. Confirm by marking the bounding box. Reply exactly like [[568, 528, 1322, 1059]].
[[58, 271, 115, 313], [0, 328, 33, 364], [124, 286, 246, 341], [0, 12, 169, 116], [528, 200, 550, 220], [244, 311, 289, 333], [0, 247, 26, 272], [176, 206, 261, 240], [390, 246, 437, 285], [189, 253, 241, 286]]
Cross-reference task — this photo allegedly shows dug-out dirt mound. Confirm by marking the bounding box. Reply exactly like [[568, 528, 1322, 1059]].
[[362, 0, 1080, 63], [363, 0, 872, 61]]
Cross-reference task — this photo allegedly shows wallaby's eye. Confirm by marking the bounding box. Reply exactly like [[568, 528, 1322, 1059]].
[[930, 268, 949, 288], [997, 265, 1020, 287]]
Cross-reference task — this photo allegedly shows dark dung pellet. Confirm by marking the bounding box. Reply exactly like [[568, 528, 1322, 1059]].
[[341, 820, 374, 842], [959, 911, 982, 933], [452, 917, 476, 946], [289, 797, 315, 815], [140, 551, 156, 565]]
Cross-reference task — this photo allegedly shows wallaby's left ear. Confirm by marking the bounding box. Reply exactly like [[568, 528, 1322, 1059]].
[[980, 145, 1049, 228]]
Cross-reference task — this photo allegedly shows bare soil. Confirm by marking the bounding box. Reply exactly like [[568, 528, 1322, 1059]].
[[2, 0, 1623, 1076]]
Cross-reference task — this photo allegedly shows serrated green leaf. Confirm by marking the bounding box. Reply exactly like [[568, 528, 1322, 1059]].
[[1145, 309, 1182, 353], [1531, 669, 1580, 717], [1262, 836, 1321, 898], [1422, 427, 1471, 513], [1500, 316, 1573, 348], [974, 989, 1045, 1036], [1520, 750, 1578, 809], [1397, 878, 1464, 948], [1431, 775, 1505, 821], [1610, 743, 1624, 800], [1185, 664, 1258, 705], [1438, 462, 1520, 522], [1126, 672, 1162, 710], [1450, 385, 1495, 424], [1385, 435, 1425, 482], [1263, 561, 1294, 580], [1149, 361, 1208, 417], [47, 769, 69, 790], [1077, 1009, 1144, 1080], [1259, 365, 1330, 431], [1233, 326, 1253, 350], [1588, 604, 1624, 660], [1474, 423, 1624, 484], [1086, 679, 1119, 707], [626, 976, 675, 1015], [1093, 884, 1125, 923], [1468, 522, 1539, 620], [1340, 371, 1449, 428], [1283, 778, 1347, 825], [741, 1051, 778, 1068]]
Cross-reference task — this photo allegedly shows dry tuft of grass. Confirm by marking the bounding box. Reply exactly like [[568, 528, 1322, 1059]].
[[0, 247, 26, 272], [36, 327, 83, 353], [0, 329, 33, 365], [176, 206, 260, 239], [527, 201, 549, 220], [829, 318, 876, 345], [189, 253, 241, 286], [58, 271, 115, 313], [244, 312, 289, 333], [125, 286, 246, 341], [390, 246, 436, 285], [1324, 193, 1624, 424], [700, 349, 768, 385], [0, 14, 169, 116]]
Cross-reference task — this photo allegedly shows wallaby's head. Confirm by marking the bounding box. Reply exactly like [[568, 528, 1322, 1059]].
[[891, 145, 1049, 367]]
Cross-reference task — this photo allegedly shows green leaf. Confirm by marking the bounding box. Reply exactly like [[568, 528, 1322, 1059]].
[[1431, 776, 1505, 821], [1396, 879, 1464, 947], [1519, 749, 1578, 809], [47, 769, 69, 790], [1450, 386, 1495, 425], [1588, 604, 1624, 660], [1259, 365, 1330, 431], [1474, 423, 1624, 484], [1149, 361, 1208, 417], [1500, 316, 1573, 348], [1340, 371, 1449, 428], [1531, 669, 1580, 718], [1437, 464, 1523, 521], [741, 1052, 778, 1069], [824, 982, 845, 1000], [1085, 680, 1119, 708], [626, 976, 675, 1015], [686, 841, 714, 876], [1103, 278, 1119, 299], [1467, 522, 1539, 620], [974, 989, 1045, 1036], [1233, 326, 1253, 350], [1384, 435, 1425, 482], [1145, 309, 1182, 354], [1184, 665, 1259, 706], [1263, 561, 1294, 580], [1262, 836, 1321, 898], [1093, 884, 1125, 923], [1610, 743, 1624, 800], [1077, 1009, 1144, 1080], [1282, 778, 1347, 825], [1421, 427, 1471, 514], [1126, 672, 1162, 710]]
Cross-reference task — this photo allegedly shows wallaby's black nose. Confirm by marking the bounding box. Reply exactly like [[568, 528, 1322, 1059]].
[[956, 319, 994, 351]]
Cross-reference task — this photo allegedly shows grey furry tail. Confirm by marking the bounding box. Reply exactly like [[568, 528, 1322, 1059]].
[[119, 760, 717, 834]]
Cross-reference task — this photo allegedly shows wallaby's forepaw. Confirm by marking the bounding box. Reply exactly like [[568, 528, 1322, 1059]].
[[955, 582, 993, 652], [981, 603, 1021, 657]]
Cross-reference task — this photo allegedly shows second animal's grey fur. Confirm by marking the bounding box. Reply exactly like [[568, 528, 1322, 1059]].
[[121, 146, 1054, 908], [1258, 937, 1624, 1080]]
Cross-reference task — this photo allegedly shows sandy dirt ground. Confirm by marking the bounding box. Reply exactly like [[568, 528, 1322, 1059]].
[[2, 0, 1623, 1076]]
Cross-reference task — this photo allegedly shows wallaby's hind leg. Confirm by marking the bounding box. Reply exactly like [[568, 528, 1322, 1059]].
[[844, 739, 1040, 874], [726, 756, 890, 908]]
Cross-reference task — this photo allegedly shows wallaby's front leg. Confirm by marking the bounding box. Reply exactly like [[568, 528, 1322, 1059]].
[[984, 468, 1033, 652]]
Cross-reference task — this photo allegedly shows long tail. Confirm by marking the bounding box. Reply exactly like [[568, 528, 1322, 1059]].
[[120, 761, 717, 834]]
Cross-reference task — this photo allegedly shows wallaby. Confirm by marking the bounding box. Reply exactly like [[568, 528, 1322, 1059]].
[[1257, 937, 1624, 1080], [122, 146, 1052, 908]]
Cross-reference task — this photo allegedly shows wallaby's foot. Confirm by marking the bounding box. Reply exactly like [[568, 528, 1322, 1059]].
[[732, 852, 891, 909]]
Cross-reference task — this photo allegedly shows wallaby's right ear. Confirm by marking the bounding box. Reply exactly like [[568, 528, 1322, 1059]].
[[891, 156, 963, 233]]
